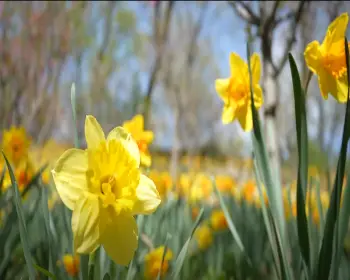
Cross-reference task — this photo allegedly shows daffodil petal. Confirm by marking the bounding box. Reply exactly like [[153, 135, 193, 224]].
[[237, 105, 253, 132], [304, 41, 321, 74], [250, 53, 261, 85], [215, 78, 230, 103], [323, 13, 349, 50], [132, 175, 161, 215], [229, 52, 246, 78], [72, 193, 107, 254], [253, 84, 264, 108], [51, 149, 88, 210], [107, 127, 140, 167], [85, 115, 105, 149], [101, 214, 138, 266], [133, 114, 144, 131], [141, 131, 154, 143], [221, 104, 236, 124], [140, 152, 152, 168], [335, 76, 349, 103], [318, 68, 337, 100]]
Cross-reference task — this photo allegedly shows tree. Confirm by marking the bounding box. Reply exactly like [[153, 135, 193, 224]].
[[229, 1, 306, 181]]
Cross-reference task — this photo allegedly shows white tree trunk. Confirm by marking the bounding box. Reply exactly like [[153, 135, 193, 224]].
[[170, 104, 180, 181], [263, 62, 281, 185]]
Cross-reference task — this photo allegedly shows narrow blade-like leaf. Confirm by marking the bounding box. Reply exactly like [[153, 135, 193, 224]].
[[2, 152, 36, 280], [289, 53, 310, 270], [172, 208, 204, 279]]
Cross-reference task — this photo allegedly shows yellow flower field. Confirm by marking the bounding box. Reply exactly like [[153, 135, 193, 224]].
[[1, 5, 350, 280]]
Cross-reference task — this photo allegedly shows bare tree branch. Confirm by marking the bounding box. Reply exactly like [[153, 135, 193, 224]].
[[273, 1, 307, 77], [144, 1, 174, 128], [228, 1, 260, 26]]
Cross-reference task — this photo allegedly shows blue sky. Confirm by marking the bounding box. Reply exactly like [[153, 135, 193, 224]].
[[58, 2, 347, 157]]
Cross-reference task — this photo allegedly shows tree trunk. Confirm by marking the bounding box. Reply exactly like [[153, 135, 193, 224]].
[[263, 61, 281, 184], [170, 102, 180, 181]]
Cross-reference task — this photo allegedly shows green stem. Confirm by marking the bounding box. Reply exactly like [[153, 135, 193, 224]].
[[88, 251, 96, 280]]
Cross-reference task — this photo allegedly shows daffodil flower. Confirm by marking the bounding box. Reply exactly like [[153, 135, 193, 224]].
[[122, 114, 154, 167], [52, 115, 161, 265], [215, 52, 263, 132], [2, 126, 31, 167], [304, 12, 349, 103], [144, 246, 173, 279]]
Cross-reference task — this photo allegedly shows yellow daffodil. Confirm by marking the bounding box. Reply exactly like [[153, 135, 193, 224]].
[[149, 170, 173, 201], [122, 114, 154, 167], [215, 52, 263, 131], [189, 173, 213, 203], [215, 175, 235, 193], [3, 160, 34, 194], [210, 209, 228, 231], [195, 224, 213, 250], [144, 246, 173, 280], [304, 13, 350, 103], [52, 115, 161, 265], [2, 126, 31, 167], [62, 254, 80, 277]]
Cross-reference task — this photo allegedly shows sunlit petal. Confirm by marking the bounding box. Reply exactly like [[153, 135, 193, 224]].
[[318, 68, 337, 100], [253, 84, 264, 109], [101, 214, 138, 266], [229, 52, 246, 78], [215, 78, 230, 103], [322, 13, 349, 50], [107, 127, 140, 167], [221, 104, 236, 124], [304, 41, 321, 74], [236, 105, 253, 132], [85, 115, 105, 149], [72, 193, 107, 254], [133, 175, 161, 215], [250, 53, 261, 85], [51, 149, 88, 210]]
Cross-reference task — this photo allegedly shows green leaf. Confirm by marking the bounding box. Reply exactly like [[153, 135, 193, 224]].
[[2, 152, 36, 280], [125, 257, 134, 280], [172, 208, 204, 279], [337, 174, 350, 264], [288, 53, 310, 271], [316, 37, 350, 280], [0, 166, 6, 195], [103, 273, 111, 280], [88, 251, 97, 280], [41, 186, 56, 276], [34, 264, 57, 280], [269, 210, 292, 280], [156, 233, 172, 280], [246, 41, 291, 279], [246, 42, 286, 244], [253, 159, 283, 279], [314, 178, 325, 232], [213, 178, 251, 266]]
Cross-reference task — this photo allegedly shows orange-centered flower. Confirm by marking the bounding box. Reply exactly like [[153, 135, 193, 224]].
[[123, 115, 154, 167], [2, 126, 31, 167], [215, 52, 263, 131], [52, 115, 161, 265], [144, 246, 173, 280], [304, 13, 350, 103]]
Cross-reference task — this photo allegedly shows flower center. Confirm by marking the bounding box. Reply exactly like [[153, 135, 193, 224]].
[[228, 78, 249, 105], [99, 174, 118, 208], [137, 140, 147, 153], [322, 41, 349, 79]]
